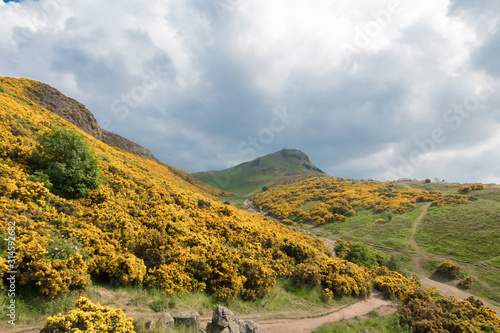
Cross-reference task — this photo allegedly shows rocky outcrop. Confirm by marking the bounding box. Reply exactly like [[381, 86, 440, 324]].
[[102, 130, 157, 161], [26, 81, 104, 140], [25, 81, 157, 161], [144, 313, 176, 332], [206, 306, 258, 333]]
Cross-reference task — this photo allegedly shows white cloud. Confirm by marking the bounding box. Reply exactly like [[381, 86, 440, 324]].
[[0, 0, 498, 183]]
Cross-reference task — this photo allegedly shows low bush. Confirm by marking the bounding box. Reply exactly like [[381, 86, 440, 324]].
[[40, 297, 135, 333], [459, 184, 484, 193], [399, 296, 500, 332], [458, 276, 473, 289], [435, 261, 462, 279]]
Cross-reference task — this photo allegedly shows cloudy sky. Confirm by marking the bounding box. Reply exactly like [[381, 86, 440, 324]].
[[1, 0, 499, 183]]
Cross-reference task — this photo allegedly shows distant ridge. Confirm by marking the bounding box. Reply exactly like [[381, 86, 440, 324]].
[[193, 149, 327, 197]]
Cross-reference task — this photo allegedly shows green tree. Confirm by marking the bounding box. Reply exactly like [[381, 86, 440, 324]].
[[30, 127, 100, 199], [343, 243, 385, 270]]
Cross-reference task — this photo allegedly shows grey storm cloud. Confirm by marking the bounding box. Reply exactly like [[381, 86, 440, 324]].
[[0, 0, 499, 183]]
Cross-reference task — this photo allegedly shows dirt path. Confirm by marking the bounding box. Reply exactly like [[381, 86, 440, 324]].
[[243, 199, 261, 215], [256, 290, 395, 333], [408, 203, 431, 272]]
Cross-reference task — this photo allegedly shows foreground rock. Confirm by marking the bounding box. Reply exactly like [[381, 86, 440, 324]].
[[206, 306, 258, 333], [173, 310, 201, 330], [158, 312, 175, 328]]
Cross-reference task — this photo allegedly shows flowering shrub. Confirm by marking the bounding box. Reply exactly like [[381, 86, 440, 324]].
[[399, 296, 500, 332], [371, 265, 500, 332], [459, 276, 473, 289], [40, 297, 135, 333], [371, 267, 431, 305], [333, 239, 353, 258], [251, 177, 469, 224], [0, 77, 410, 304], [24, 254, 91, 299], [436, 261, 462, 279]]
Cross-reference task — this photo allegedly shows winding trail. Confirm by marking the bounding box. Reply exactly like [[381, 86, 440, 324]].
[[408, 202, 432, 271], [256, 290, 395, 333]]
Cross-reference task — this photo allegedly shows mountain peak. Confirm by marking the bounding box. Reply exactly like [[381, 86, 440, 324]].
[[276, 149, 311, 162], [193, 148, 326, 197], [248, 149, 325, 175]]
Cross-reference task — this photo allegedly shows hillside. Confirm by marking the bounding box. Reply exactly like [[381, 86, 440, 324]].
[[0, 76, 376, 330], [193, 149, 327, 197], [251, 176, 500, 305]]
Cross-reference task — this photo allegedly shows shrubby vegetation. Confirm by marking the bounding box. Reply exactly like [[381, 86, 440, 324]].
[[314, 312, 412, 333], [436, 261, 462, 279], [400, 296, 500, 332], [30, 126, 101, 199], [459, 183, 484, 193], [334, 239, 385, 270], [371, 267, 500, 332], [251, 177, 470, 225], [40, 297, 135, 333]]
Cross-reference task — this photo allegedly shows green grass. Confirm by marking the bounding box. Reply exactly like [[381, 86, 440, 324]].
[[490, 257, 500, 269], [392, 180, 463, 194], [140, 278, 355, 317], [416, 200, 500, 262], [314, 312, 412, 333], [323, 205, 423, 253], [475, 270, 500, 304], [472, 184, 500, 202], [300, 200, 322, 212], [0, 84, 5, 94]]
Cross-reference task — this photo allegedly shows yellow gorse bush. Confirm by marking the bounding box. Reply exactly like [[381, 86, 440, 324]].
[[251, 177, 470, 224], [0, 76, 371, 301], [40, 297, 135, 333], [371, 267, 500, 331]]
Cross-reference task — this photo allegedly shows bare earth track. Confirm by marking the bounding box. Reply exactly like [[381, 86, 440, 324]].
[[256, 290, 395, 333]]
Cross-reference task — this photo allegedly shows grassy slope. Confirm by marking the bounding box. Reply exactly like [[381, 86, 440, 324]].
[[320, 182, 500, 305], [249, 175, 500, 306]]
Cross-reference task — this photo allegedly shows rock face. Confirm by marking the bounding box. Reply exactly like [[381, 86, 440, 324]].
[[26, 81, 104, 141], [26, 80, 157, 161], [173, 310, 200, 330], [101, 130, 157, 161], [206, 306, 258, 333]]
